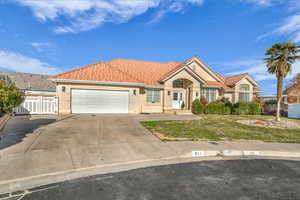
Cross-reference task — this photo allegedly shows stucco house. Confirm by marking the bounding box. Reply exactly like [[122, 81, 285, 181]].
[[50, 57, 260, 114]]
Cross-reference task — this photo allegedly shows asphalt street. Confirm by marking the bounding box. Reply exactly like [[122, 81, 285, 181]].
[[2, 159, 300, 200]]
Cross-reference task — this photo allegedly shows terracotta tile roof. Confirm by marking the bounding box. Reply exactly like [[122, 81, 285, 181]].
[[215, 73, 226, 83], [51, 58, 256, 90], [285, 83, 300, 95], [225, 73, 248, 86], [253, 88, 262, 93], [203, 81, 232, 90], [51, 59, 182, 86], [50, 61, 144, 84], [107, 59, 182, 85]]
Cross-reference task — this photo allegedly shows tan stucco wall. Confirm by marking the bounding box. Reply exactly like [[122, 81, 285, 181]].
[[233, 78, 254, 103], [224, 92, 233, 102], [56, 83, 143, 114], [164, 69, 201, 110], [140, 89, 164, 113], [187, 62, 217, 81]]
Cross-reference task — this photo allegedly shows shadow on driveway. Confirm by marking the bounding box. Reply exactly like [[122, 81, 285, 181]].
[[0, 116, 56, 150]]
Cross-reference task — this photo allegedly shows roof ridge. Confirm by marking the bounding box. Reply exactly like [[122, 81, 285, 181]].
[[226, 73, 248, 78], [110, 58, 181, 64]]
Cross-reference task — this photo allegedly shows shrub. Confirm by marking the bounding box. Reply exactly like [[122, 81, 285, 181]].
[[200, 96, 208, 107], [224, 102, 233, 114], [206, 101, 229, 114], [192, 99, 204, 114], [0, 80, 24, 115], [232, 102, 262, 115], [248, 102, 262, 115], [264, 99, 277, 105], [232, 102, 250, 115]]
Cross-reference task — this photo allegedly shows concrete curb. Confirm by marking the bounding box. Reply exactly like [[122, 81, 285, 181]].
[[0, 150, 299, 195], [0, 115, 10, 132]]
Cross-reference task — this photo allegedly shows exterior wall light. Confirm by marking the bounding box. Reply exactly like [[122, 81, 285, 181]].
[[168, 91, 171, 96], [62, 86, 66, 92], [196, 92, 199, 97], [133, 89, 137, 95]]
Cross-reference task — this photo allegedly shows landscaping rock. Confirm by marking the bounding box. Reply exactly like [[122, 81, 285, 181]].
[[237, 119, 300, 129]]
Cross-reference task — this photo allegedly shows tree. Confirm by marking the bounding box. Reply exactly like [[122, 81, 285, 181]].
[[265, 42, 300, 121], [0, 80, 24, 116]]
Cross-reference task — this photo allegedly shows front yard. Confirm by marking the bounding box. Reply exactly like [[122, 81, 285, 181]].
[[141, 115, 300, 143]]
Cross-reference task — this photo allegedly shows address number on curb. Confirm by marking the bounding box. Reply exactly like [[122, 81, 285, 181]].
[[192, 151, 205, 157]]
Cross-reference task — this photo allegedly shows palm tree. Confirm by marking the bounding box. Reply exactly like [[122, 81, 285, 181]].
[[265, 42, 300, 121]]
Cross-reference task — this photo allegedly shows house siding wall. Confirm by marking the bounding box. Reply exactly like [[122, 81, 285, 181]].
[[56, 83, 142, 114], [234, 78, 254, 103], [187, 62, 216, 81], [164, 69, 201, 111]]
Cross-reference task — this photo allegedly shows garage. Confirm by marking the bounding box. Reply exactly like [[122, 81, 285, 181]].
[[71, 89, 129, 114]]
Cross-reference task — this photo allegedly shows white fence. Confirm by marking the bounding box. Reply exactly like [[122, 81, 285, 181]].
[[288, 104, 300, 119], [14, 96, 58, 115]]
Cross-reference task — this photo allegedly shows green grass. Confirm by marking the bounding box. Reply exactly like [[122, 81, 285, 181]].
[[141, 115, 300, 143]]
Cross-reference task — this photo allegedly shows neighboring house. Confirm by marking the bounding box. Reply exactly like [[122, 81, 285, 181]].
[[285, 83, 300, 104], [0, 71, 57, 114], [259, 95, 287, 104], [50, 57, 260, 114]]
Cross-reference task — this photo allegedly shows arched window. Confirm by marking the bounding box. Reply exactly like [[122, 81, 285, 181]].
[[173, 80, 184, 88]]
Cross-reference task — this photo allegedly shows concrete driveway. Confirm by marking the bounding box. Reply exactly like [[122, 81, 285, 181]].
[[0, 114, 200, 182]]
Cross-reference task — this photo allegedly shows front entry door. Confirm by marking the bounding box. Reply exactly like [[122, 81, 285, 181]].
[[172, 91, 184, 109]]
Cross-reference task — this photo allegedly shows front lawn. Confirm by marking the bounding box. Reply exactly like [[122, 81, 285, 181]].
[[141, 115, 300, 143]]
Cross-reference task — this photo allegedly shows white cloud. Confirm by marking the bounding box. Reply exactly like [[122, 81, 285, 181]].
[[274, 14, 300, 42], [31, 42, 53, 52], [243, 0, 273, 6], [255, 0, 300, 42], [15, 0, 204, 34], [225, 58, 300, 81], [0, 50, 61, 75]]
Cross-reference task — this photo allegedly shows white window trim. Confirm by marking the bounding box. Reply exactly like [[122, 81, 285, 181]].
[[146, 89, 161, 103]]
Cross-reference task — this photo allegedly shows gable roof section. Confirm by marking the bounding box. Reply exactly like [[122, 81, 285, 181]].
[[225, 73, 258, 86], [186, 57, 223, 82], [203, 81, 232, 90]]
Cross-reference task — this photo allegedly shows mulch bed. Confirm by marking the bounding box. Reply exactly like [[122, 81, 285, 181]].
[[237, 119, 300, 129]]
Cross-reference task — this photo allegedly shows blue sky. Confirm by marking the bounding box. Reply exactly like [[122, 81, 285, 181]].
[[0, 0, 300, 95]]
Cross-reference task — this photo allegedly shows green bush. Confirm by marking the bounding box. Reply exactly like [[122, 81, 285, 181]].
[[248, 102, 262, 115], [233, 102, 249, 115], [232, 102, 262, 115], [224, 102, 233, 115], [0, 80, 24, 115], [206, 101, 230, 115], [264, 99, 277, 105], [192, 99, 205, 114]]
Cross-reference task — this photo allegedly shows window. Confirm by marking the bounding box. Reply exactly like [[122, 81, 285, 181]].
[[201, 88, 217, 102], [239, 84, 250, 91], [146, 89, 161, 103], [239, 84, 250, 102], [173, 80, 184, 88], [239, 93, 250, 102]]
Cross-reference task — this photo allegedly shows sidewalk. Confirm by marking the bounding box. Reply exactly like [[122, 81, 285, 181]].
[[0, 140, 300, 194]]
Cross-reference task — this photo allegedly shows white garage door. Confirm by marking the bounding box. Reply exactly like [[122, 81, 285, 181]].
[[71, 89, 129, 114]]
